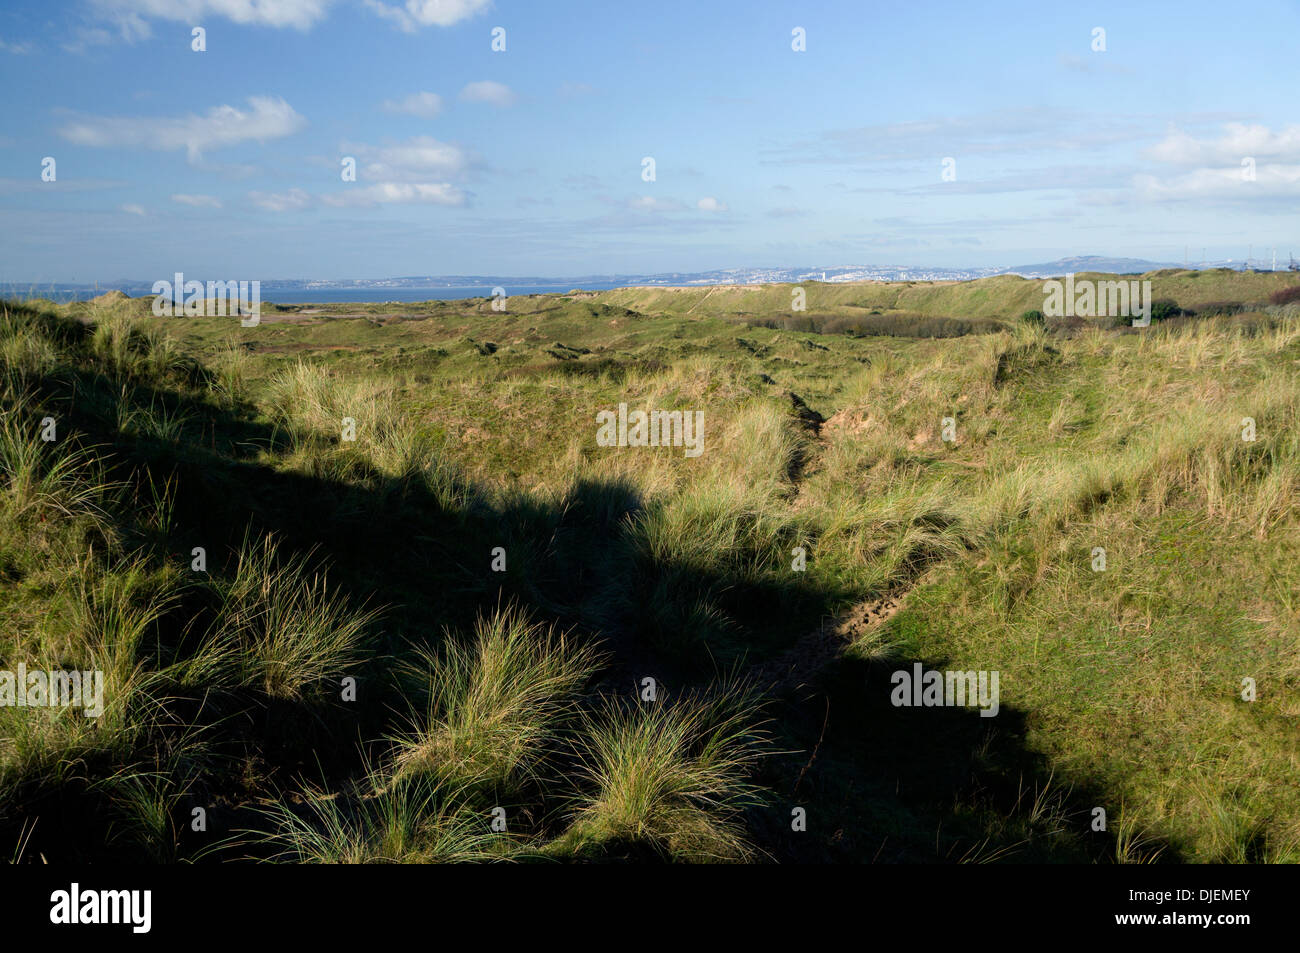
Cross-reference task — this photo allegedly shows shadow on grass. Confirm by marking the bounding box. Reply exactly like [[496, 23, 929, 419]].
[[0, 302, 1181, 863], [748, 651, 1181, 863]]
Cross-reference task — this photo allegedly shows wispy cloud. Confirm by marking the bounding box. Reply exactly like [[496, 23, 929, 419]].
[[171, 193, 223, 208], [322, 182, 466, 207], [342, 135, 476, 181], [563, 173, 603, 190], [364, 0, 492, 32], [0, 176, 127, 194], [281, 136, 480, 208], [382, 91, 444, 119], [763, 107, 1170, 167], [88, 0, 337, 31], [249, 187, 312, 212], [1134, 165, 1300, 203], [459, 80, 517, 107], [580, 195, 742, 234], [1144, 123, 1300, 166], [894, 164, 1136, 197], [627, 196, 686, 213], [58, 96, 306, 162], [0, 35, 35, 54]]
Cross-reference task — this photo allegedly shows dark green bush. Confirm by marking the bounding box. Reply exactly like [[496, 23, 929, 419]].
[[1150, 299, 1186, 321]]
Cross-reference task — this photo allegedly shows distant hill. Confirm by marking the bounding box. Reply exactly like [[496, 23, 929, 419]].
[[999, 256, 1183, 278], [592, 268, 1296, 323]]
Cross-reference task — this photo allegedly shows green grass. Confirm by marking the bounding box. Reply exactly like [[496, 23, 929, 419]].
[[389, 605, 602, 794], [552, 685, 768, 862], [2, 273, 1299, 863]]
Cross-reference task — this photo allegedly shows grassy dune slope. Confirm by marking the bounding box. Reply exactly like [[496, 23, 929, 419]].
[[592, 268, 1298, 321], [2, 274, 1298, 863]]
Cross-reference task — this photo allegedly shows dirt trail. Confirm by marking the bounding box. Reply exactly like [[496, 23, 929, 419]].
[[750, 589, 908, 696], [742, 392, 912, 695]]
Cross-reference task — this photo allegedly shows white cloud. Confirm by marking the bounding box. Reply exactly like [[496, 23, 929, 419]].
[[1134, 122, 1300, 202], [342, 135, 474, 182], [88, 0, 337, 31], [1134, 165, 1300, 201], [628, 196, 685, 212], [249, 187, 311, 211], [765, 106, 1164, 167], [382, 91, 444, 119], [459, 80, 516, 107], [364, 0, 492, 32], [59, 96, 306, 162], [64, 8, 151, 51], [1144, 123, 1300, 166], [696, 196, 727, 212], [0, 36, 35, 54], [282, 136, 476, 209], [322, 182, 466, 207], [120, 203, 147, 215], [171, 193, 223, 208]]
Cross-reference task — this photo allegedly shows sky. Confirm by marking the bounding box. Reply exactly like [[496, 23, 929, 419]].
[[1, 0, 1298, 282]]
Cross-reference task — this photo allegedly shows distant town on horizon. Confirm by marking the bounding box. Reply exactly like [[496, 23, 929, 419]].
[[12, 253, 1300, 301]]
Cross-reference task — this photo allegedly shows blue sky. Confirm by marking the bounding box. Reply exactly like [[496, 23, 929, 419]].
[[2, 0, 1298, 282]]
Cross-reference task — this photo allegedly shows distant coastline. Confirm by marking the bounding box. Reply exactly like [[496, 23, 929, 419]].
[[4, 255, 1286, 305]]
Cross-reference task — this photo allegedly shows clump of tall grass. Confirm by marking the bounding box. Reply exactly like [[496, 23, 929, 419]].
[[254, 768, 505, 863], [988, 321, 1055, 385], [0, 301, 85, 371], [390, 605, 602, 793], [115, 389, 193, 443], [0, 398, 115, 531], [1113, 807, 1167, 865], [555, 685, 767, 861], [93, 756, 209, 863], [366, 424, 464, 498], [207, 340, 252, 408], [266, 361, 386, 443], [203, 532, 379, 699], [712, 400, 808, 492], [0, 325, 58, 393], [265, 360, 473, 508], [89, 311, 183, 382], [618, 396, 818, 580], [0, 701, 103, 805], [1, 556, 190, 814], [634, 480, 801, 580], [67, 554, 184, 735]]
